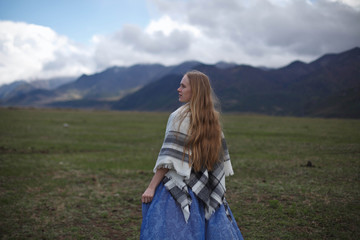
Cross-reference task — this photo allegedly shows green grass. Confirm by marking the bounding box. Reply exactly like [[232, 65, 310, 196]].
[[0, 108, 359, 239]]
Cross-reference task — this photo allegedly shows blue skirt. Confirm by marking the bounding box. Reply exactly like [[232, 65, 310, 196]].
[[141, 182, 244, 240]]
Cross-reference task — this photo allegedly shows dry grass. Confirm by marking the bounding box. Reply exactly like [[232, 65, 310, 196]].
[[0, 108, 359, 239]]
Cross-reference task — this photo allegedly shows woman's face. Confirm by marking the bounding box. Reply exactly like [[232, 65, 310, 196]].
[[177, 75, 192, 103]]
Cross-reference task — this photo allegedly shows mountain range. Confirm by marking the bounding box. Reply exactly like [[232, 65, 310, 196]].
[[1, 47, 359, 118]]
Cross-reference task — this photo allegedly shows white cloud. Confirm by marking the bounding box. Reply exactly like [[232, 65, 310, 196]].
[[0, 0, 359, 85], [0, 21, 94, 85], [329, 0, 360, 9], [146, 15, 201, 37], [147, 0, 360, 64], [91, 23, 195, 69], [91, 0, 360, 69]]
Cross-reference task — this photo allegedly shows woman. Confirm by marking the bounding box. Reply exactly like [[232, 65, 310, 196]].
[[140, 70, 244, 240]]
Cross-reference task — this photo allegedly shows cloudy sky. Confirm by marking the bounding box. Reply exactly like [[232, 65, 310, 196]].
[[0, 0, 359, 85]]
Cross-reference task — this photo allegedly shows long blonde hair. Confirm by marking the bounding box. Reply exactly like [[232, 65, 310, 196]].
[[180, 70, 222, 172]]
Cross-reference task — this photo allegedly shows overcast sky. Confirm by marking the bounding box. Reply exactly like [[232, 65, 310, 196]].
[[0, 0, 359, 85]]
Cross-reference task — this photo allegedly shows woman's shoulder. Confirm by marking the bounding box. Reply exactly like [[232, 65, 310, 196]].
[[166, 105, 190, 133], [170, 104, 188, 117]]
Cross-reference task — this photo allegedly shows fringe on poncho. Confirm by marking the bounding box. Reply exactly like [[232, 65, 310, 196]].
[[153, 105, 234, 223]]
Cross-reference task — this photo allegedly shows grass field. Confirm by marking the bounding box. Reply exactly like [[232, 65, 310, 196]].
[[0, 108, 359, 239]]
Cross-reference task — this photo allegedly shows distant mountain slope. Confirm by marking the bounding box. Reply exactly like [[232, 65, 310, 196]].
[[2, 89, 58, 107], [0, 81, 35, 101], [0, 77, 76, 104], [1, 47, 359, 118], [53, 61, 204, 100], [55, 64, 168, 99], [303, 86, 360, 118], [112, 47, 360, 118], [1, 61, 202, 107], [30, 77, 76, 90], [111, 74, 183, 111]]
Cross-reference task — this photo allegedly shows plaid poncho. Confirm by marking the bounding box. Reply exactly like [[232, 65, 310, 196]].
[[153, 105, 234, 223]]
